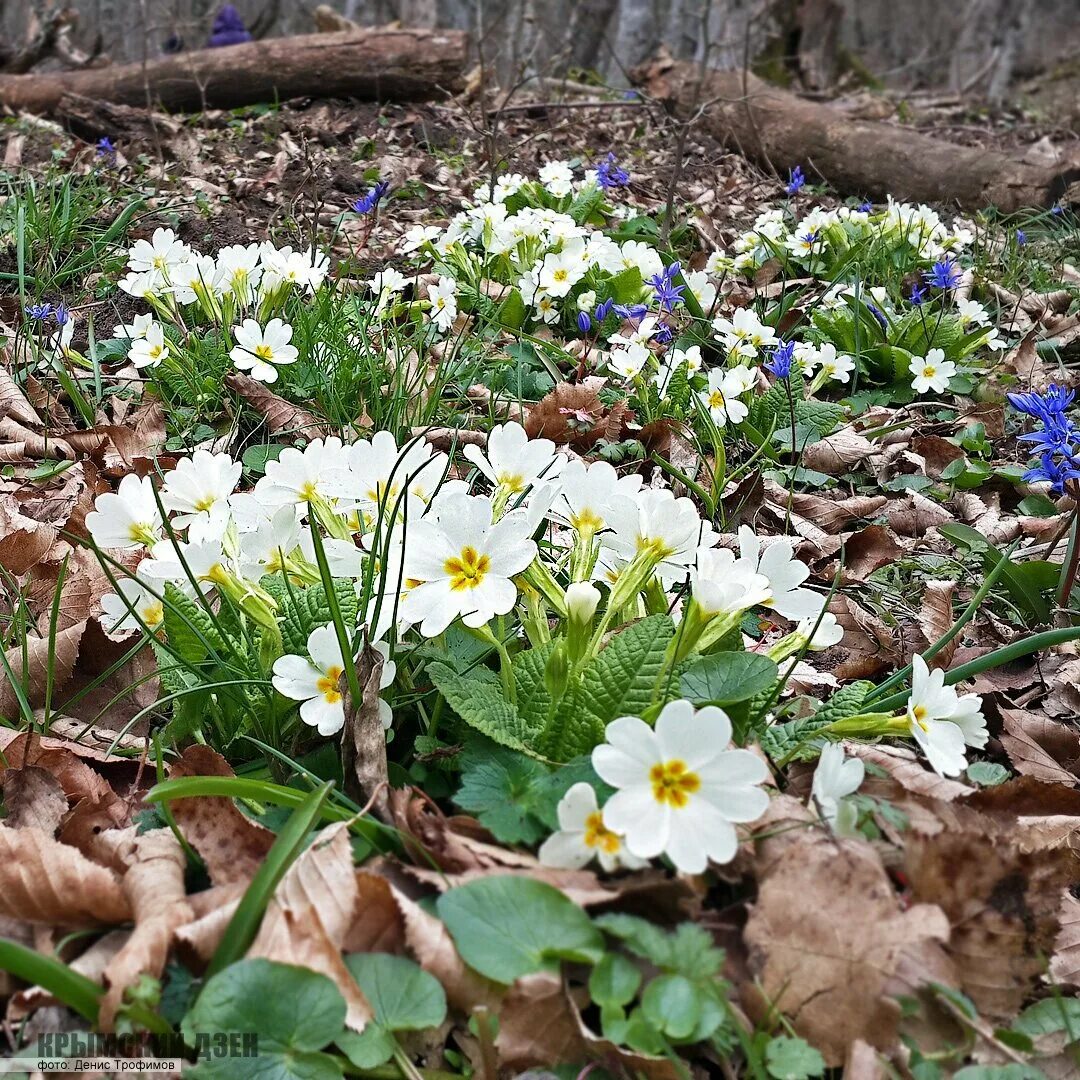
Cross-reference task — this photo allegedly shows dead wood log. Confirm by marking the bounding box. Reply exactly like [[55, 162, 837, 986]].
[[0, 29, 468, 116], [633, 56, 1080, 213]]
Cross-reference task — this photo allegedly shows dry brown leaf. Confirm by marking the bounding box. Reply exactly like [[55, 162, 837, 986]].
[[389, 884, 503, 1014], [918, 580, 956, 668], [1000, 710, 1080, 785], [841, 525, 906, 584], [846, 744, 972, 802], [910, 435, 966, 478], [764, 482, 887, 534], [886, 490, 954, 537], [844, 1039, 886, 1080], [248, 823, 373, 1032], [341, 642, 390, 817], [1, 766, 68, 834], [175, 884, 246, 968], [905, 795, 1079, 1018], [524, 378, 633, 451], [1050, 892, 1080, 987], [743, 796, 952, 1065], [168, 745, 274, 885], [495, 972, 587, 1071], [99, 829, 194, 1030], [9, 930, 128, 1020], [343, 870, 405, 953], [0, 620, 85, 721], [799, 427, 875, 474], [0, 825, 131, 927], [225, 372, 330, 442]]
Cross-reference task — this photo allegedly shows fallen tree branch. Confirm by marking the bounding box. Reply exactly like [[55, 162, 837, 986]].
[[632, 55, 1080, 213], [0, 29, 468, 115]]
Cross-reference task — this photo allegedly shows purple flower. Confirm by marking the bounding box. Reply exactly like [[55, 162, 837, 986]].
[[208, 4, 252, 47], [908, 284, 927, 306], [54, 303, 71, 327], [926, 258, 961, 291], [647, 262, 685, 312], [95, 136, 116, 158], [577, 311, 592, 334], [1008, 384, 1075, 422], [1052, 205, 1064, 217], [857, 200, 873, 213], [652, 322, 674, 345], [765, 339, 795, 380], [595, 153, 629, 190], [1024, 451, 1080, 493], [865, 302, 888, 330], [613, 303, 650, 320], [1016, 229, 1027, 246], [26, 302, 53, 321], [594, 298, 614, 323], [351, 179, 390, 215], [1010, 388, 1080, 493], [785, 166, 806, 196]]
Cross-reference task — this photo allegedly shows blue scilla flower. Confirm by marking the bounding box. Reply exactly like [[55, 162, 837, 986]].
[[613, 303, 650, 320], [26, 302, 53, 321], [55, 303, 71, 326], [352, 179, 389, 215], [594, 298, 615, 323], [652, 322, 674, 345], [785, 166, 805, 195], [577, 311, 592, 334], [1024, 451, 1080, 494], [909, 284, 927, 306], [596, 153, 629, 190], [1008, 384, 1075, 422], [865, 302, 888, 330], [95, 136, 116, 158], [765, 339, 795, 380], [926, 258, 962, 290], [857, 200, 873, 213], [647, 263, 685, 312], [1016, 229, 1027, 246]]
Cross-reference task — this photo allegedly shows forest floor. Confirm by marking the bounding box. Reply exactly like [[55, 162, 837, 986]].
[[1, 85, 1080, 1080]]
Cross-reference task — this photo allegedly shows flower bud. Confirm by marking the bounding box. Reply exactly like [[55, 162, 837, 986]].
[[565, 581, 600, 626]]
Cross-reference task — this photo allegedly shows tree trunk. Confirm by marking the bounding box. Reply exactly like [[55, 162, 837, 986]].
[[633, 54, 1079, 212], [0, 28, 469, 115]]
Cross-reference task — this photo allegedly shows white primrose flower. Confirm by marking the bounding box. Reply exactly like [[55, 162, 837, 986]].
[[810, 743, 864, 836], [86, 474, 163, 550], [805, 342, 855, 384], [399, 492, 537, 637], [400, 224, 442, 254], [128, 227, 190, 276], [128, 321, 170, 369], [618, 240, 664, 279], [272, 624, 352, 736], [100, 577, 165, 639], [463, 421, 565, 497], [118, 269, 166, 300], [603, 489, 715, 583], [367, 267, 407, 314], [160, 450, 243, 532], [538, 782, 647, 873], [214, 243, 263, 301], [910, 349, 956, 395], [262, 245, 329, 292], [795, 610, 845, 649], [427, 276, 458, 332], [112, 312, 155, 342], [737, 527, 822, 621], [690, 547, 771, 616], [538, 160, 574, 198], [349, 430, 448, 520], [592, 700, 770, 873], [906, 654, 987, 777], [607, 342, 650, 381], [955, 299, 991, 329], [699, 368, 751, 428], [712, 308, 776, 359], [230, 318, 299, 384], [552, 459, 642, 538], [537, 250, 585, 298], [256, 437, 352, 510]]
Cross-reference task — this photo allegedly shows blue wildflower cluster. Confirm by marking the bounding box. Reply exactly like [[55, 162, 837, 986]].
[[352, 179, 390, 216], [785, 166, 806, 196], [765, 339, 795, 380], [1008, 384, 1080, 493], [647, 262, 685, 312], [595, 153, 630, 190], [925, 258, 961, 291]]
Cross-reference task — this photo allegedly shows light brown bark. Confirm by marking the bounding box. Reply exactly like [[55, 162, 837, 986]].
[[0, 28, 468, 115], [633, 55, 1079, 213]]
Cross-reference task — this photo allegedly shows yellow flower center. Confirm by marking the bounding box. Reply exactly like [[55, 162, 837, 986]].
[[445, 546, 491, 591], [254, 344, 275, 361], [193, 495, 216, 512], [317, 665, 344, 703], [552, 268, 569, 283], [635, 534, 674, 560], [923, 365, 935, 378], [911, 704, 930, 731], [708, 391, 726, 410], [649, 760, 701, 808], [570, 508, 604, 534], [583, 811, 621, 854], [141, 601, 164, 627], [298, 481, 319, 502], [496, 471, 526, 494]]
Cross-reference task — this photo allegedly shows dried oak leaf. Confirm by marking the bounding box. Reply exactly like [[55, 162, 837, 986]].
[[841, 525, 906, 584], [99, 829, 194, 1031], [799, 427, 875, 475], [168, 745, 274, 885], [1, 766, 68, 834], [886, 490, 954, 538], [918, 580, 957, 669], [174, 883, 246, 968], [764, 481, 887, 534], [0, 825, 131, 927], [0, 620, 85, 722], [248, 822, 373, 1032], [225, 372, 330, 442], [343, 870, 405, 954], [999, 709, 1080, 785], [905, 782, 1080, 1018], [743, 796, 952, 1065]]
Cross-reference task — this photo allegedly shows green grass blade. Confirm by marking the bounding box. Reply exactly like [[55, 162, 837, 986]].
[[0, 938, 102, 1023]]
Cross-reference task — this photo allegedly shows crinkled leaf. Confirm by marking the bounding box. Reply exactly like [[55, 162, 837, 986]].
[[428, 662, 541, 755], [766, 1035, 826, 1080], [453, 740, 550, 844], [681, 652, 778, 706]]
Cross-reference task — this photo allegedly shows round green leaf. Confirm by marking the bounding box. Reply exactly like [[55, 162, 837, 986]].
[[344, 953, 446, 1031], [589, 952, 642, 1009], [182, 959, 345, 1080], [765, 1035, 826, 1080], [437, 876, 605, 984], [640, 973, 701, 1040], [680, 652, 778, 706], [336, 1025, 397, 1070]]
